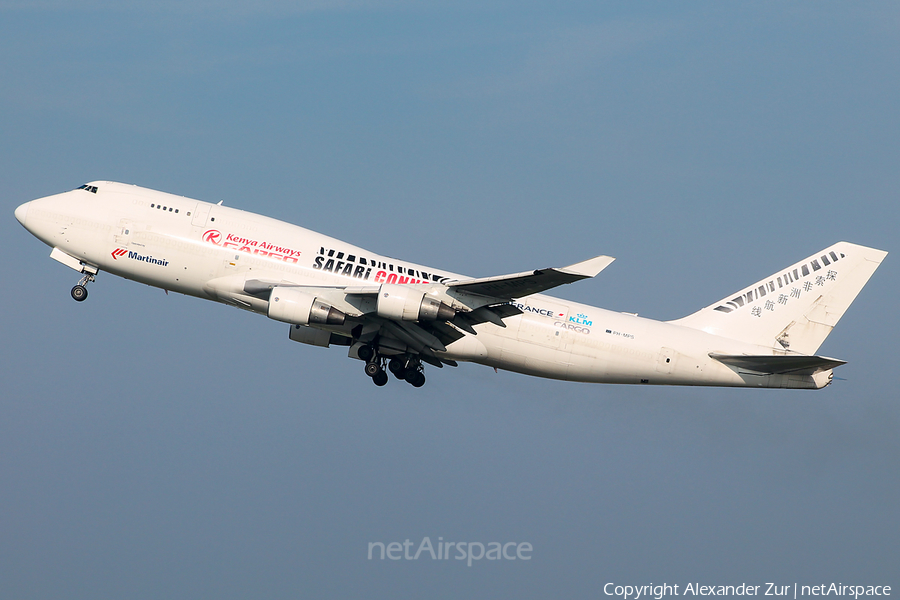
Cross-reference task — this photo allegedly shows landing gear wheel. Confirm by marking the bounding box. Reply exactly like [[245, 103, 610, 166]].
[[358, 345, 374, 362], [388, 358, 405, 375], [405, 369, 426, 387], [364, 361, 382, 378], [71, 285, 88, 302], [372, 371, 389, 387], [389, 358, 409, 380]]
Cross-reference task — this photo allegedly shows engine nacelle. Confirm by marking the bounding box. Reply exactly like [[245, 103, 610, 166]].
[[376, 284, 455, 321], [268, 287, 345, 326], [288, 324, 352, 348], [288, 324, 333, 347]]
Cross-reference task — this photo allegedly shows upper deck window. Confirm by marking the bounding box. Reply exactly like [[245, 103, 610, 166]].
[[77, 184, 98, 193]]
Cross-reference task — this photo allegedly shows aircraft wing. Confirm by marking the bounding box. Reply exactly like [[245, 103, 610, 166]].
[[239, 255, 613, 366], [240, 279, 481, 365], [444, 255, 615, 299], [709, 353, 846, 375]]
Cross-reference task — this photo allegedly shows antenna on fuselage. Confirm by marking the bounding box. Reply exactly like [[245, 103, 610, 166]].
[[217, 200, 224, 205]]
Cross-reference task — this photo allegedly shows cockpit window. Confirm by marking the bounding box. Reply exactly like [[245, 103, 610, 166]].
[[77, 184, 98, 193]]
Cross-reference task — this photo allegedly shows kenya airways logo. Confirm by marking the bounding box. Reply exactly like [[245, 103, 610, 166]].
[[201, 229, 300, 264], [111, 248, 128, 260]]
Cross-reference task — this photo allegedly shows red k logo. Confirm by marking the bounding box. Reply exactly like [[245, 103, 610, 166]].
[[203, 229, 222, 245], [111, 248, 127, 260]]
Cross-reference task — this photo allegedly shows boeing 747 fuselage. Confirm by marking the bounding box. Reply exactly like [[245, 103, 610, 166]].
[[15, 182, 886, 389]]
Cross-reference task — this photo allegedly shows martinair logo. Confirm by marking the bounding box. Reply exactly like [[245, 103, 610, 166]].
[[201, 229, 301, 264], [110, 246, 169, 267]]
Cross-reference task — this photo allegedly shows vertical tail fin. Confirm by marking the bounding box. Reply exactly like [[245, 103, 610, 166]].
[[671, 242, 887, 354]]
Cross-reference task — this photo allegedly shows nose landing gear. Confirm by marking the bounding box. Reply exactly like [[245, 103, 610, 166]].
[[71, 271, 96, 302]]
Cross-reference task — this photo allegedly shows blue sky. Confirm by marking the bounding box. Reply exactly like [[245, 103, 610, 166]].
[[2, 2, 898, 598]]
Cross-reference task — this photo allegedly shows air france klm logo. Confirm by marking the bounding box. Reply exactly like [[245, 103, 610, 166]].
[[570, 313, 592, 326], [111, 247, 169, 266], [511, 302, 564, 319]]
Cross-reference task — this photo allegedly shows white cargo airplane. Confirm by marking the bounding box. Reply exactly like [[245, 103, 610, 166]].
[[15, 181, 886, 389]]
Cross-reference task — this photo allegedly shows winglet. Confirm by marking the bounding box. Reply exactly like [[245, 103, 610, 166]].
[[558, 255, 616, 278]]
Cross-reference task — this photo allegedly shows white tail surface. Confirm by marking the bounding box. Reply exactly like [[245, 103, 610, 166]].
[[671, 242, 887, 354]]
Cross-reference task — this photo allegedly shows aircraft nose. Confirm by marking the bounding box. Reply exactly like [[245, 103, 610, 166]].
[[15, 201, 30, 226]]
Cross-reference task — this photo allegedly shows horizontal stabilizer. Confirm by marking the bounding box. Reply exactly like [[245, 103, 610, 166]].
[[446, 255, 614, 299], [709, 353, 846, 375]]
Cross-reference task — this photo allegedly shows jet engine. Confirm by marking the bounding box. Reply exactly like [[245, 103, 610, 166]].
[[376, 284, 455, 321], [268, 287, 345, 326], [289, 324, 352, 348]]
